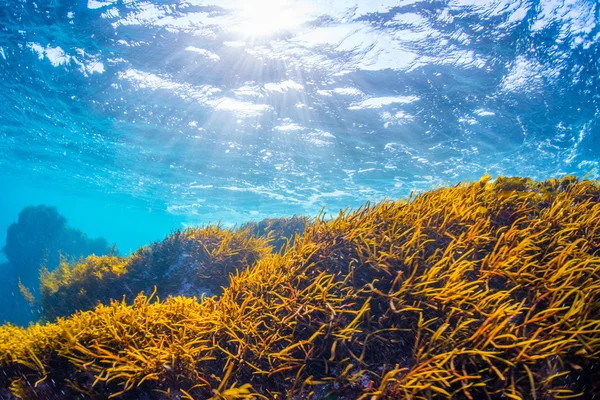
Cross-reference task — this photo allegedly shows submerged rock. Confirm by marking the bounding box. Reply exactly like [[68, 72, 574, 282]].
[[3, 205, 112, 286], [0, 205, 113, 325]]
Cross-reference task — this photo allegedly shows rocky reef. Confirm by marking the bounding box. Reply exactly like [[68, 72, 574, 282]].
[[15, 217, 304, 321], [37, 225, 273, 320], [0, 176, 599, 399]]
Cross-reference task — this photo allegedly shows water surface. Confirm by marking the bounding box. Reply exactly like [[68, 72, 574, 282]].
[[0, 0, 598, 249]]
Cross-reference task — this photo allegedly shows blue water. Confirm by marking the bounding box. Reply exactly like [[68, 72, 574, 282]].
[[0, 0, 598, 259]]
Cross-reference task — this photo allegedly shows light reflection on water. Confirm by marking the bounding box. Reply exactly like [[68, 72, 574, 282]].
[[0, 0, 598, 229]]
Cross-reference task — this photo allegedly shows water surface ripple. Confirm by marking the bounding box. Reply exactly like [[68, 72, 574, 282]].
[[0, 0, 598, 226]]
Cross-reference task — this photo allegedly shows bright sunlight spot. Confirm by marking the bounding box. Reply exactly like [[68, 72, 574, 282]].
[[232, 0, 314, 36]]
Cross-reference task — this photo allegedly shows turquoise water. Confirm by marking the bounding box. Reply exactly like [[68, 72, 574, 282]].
[[0, 1, 598, 322]]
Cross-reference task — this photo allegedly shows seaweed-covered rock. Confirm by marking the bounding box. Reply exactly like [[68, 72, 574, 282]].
[[1, 176, 599, 399], [38, 225, 271, 320], [239, 215, 309, 253]]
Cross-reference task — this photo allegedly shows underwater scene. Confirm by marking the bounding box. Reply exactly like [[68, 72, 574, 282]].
[[0, 0, 599, 398]]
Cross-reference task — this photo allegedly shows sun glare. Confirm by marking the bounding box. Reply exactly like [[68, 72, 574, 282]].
[[233, 0, 313, 36]]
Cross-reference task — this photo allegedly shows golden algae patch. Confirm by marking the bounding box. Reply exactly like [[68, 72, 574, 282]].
[[1, 176, 599, 399], [37, 225, 272, 320]]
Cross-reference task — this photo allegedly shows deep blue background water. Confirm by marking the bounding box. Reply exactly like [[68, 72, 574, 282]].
[[0, 0, 599, 261]]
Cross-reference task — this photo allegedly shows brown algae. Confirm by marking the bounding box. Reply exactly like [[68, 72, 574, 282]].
[[0, 176, 599, 399]]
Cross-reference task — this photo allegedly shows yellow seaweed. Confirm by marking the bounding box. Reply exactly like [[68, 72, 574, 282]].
[[0, 175, 599, 399]]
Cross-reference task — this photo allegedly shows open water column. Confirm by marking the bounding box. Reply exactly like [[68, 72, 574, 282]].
[[0, 0, 599, 399]]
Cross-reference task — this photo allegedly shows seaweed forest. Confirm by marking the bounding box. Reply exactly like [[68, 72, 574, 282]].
[[0, 176, 599, 399]]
